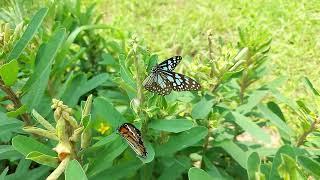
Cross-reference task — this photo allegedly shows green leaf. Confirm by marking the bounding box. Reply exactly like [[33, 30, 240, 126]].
[[0, 59, 19, 86], [148, 119, 193, 133], [258, 104, 294, 137], [12, 135, 56, 157], [65, 160, 88, 180], [139, 141, 155, 164], [6, 105, 27, 118], [92, 97, 126, 128], [247, 152, 260, 180], [147, 54, 158, 72], [192, 97, 214, 119], [0, 145, 21, 161], [266, 101, 285, 121], [202, 156, 223, 179], [278, 154, 303, 180], [216, 140, 247, 168], [0, 113, 23, 136], [156, 126, 208, 156], [302, 77, 320, 96], [88, 136, 127, 177], [269, 145, 295, 179], [159, 156, 191, 180], [230, 111, 270, 143], [91, 160, 142, 180], [237, 90, 268, 114], [298, 155, 320, 178], [4, 159, 50, 180], [61, 73, 109, 107], [7, 8, 48, 61], [92, 132, 118, 147], [0, 167, 9, 180], [22, 28, 66, 110], [26, 151, 58, 168], [188, 167, 213, 180]]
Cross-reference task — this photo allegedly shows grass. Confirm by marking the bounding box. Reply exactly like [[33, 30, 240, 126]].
[[102, 0, 320, 98]]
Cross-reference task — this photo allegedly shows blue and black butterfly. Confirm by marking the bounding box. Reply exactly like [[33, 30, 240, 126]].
[[143, 56, 201, 96]]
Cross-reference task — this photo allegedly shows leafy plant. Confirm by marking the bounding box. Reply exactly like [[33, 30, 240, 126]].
[[0, 0, 319, 180]]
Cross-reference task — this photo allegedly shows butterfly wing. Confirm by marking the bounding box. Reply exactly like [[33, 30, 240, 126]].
[[143, 72, 172, 95], [158, 56, 182, 71], [159, 71, 201, 91]]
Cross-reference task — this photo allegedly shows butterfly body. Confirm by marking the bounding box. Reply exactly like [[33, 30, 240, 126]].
[[143, 56, 201, 95], [117, 123, 147, 158]]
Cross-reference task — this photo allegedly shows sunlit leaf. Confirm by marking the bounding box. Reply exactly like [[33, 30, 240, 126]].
[[65, 160, 88, 180], [0, 59, 19, 86], [188, 167, 212, 180], [148, 119, 193, 133]]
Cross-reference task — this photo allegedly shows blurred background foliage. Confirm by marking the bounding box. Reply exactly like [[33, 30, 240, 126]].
[[0, 0, 320, 179]]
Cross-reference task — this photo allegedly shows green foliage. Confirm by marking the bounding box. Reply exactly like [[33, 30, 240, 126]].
[[0, 0, 319, 179]]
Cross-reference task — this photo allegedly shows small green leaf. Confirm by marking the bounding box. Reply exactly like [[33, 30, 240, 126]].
[[269, 145, 295, 179], [0, 112, 23, 136], [7, 8, 48, 61], [0, 59, 19, 86], [139, 141, 155, 164], [192, 97, 214, 119], [0, 145, 21, 161], [92, 97, 126, 128], [6, 105, 27, 118], [188, 167, 212, 180], [148, 119, 193, 133], [302, 77, 320, 96], [202, 156, 222, 179], [298, 155, 320, 178], [12, 135, 56, 157], [0, 167, 9, 180], [216, 140, 247, 168], [88, 137, 127, 177], [278, 154, 303, 180], [91, 160, 142, 179], [230, 112, 270, 143], [147, 54, 158, 72], [247, 152, 260, 180], [65, 160, 88, 180], [159, 156, 191, 180], [237, 90, 268, 114], [26, 151, 58, 168], [258, 104, 294, 137], [156, 126, 208, 156], [92, 132, 118, 147]]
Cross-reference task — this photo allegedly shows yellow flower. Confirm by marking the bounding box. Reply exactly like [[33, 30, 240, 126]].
[[97, 123, 110, 135]]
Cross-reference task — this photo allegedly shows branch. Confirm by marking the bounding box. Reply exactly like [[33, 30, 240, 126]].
[[296, 116, 320, 147], [0, 79, 30, 125]]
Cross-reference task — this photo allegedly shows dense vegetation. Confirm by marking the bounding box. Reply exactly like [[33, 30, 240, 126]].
[[0, 0, 319, 179]]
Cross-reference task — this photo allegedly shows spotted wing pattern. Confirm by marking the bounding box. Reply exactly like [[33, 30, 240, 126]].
[[160, 71, 201, 91], [142, 73, 172, 95], [158, 56, 182, 71], [143, 56, 201, 96]]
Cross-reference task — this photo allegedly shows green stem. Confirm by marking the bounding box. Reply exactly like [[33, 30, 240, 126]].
[[0, 79, 30, 125]]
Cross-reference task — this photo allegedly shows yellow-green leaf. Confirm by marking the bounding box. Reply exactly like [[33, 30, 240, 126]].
[[0, 59, 19, 86]]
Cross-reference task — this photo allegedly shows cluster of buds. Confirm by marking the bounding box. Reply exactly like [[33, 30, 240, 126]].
[[23, 95, 93, 180], [0, 23, 24, 55]]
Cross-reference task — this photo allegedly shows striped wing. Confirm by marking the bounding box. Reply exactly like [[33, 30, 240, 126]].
[[142, 72, 172, 95], [158, 56, 182, 71], [159, 71, 201, 91]]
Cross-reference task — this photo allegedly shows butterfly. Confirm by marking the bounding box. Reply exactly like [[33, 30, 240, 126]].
[[117, 123, 147, 158], [143, 56, 201, 96]]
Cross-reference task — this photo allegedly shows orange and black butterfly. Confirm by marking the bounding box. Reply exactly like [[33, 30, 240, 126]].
[[117, 123, 147, 158]]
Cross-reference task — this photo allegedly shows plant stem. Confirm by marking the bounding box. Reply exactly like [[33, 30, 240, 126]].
[[296, 117, 320, 147], [0, 79, 30, 125]]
